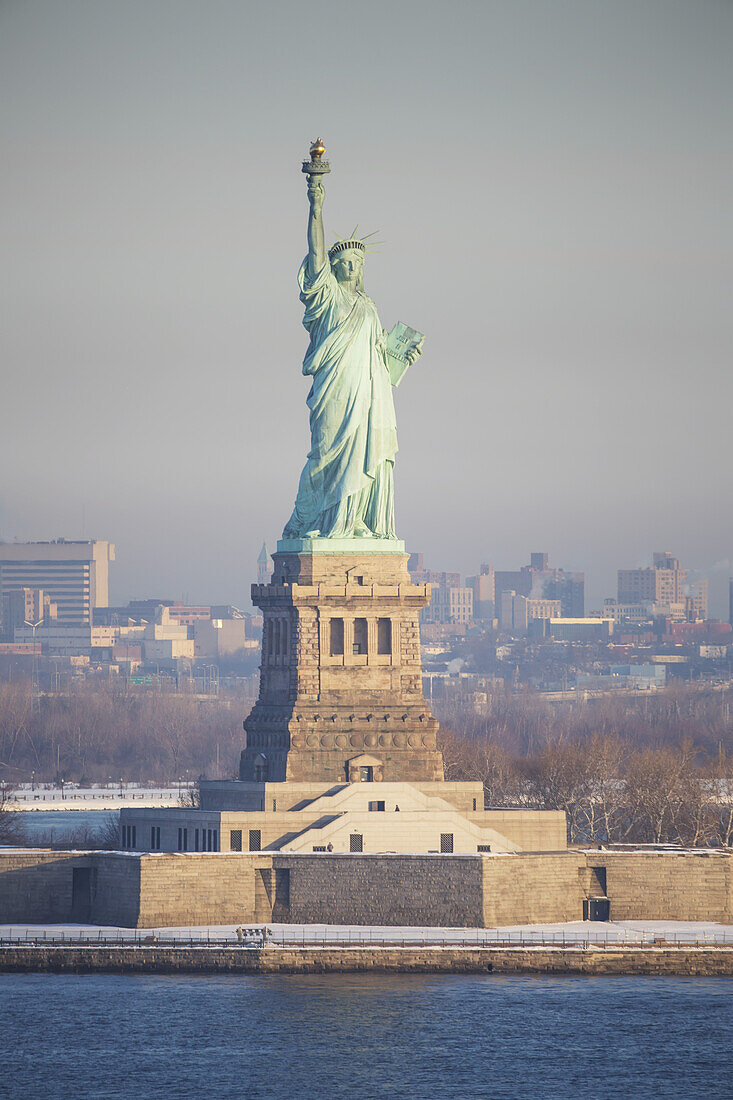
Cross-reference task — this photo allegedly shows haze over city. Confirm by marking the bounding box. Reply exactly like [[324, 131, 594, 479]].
[[2, 0, 732, 613]]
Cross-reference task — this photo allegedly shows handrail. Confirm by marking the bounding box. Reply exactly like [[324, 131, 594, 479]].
[[0, 931, 731, 949]]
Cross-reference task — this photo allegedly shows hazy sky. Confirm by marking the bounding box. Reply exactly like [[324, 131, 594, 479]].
[[2, 0, 732, 613]]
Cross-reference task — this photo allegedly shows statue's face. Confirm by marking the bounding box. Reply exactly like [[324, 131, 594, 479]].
[[331, 249, 364, 287]]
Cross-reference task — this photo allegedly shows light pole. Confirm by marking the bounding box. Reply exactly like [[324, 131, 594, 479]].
[[24, 617, 43, 703]]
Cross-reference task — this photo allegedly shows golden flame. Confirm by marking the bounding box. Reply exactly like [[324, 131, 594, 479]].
[[309, 137, 326, 161]]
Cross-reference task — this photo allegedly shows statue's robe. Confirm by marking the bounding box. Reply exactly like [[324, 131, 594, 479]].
[[283, 259, 398, 539]]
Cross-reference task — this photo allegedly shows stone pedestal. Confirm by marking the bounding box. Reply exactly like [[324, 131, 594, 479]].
[[240, 549, 443, 784]]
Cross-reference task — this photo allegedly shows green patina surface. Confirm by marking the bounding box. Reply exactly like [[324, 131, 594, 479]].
[[283, 146, 422, 545], [276, 536, 406, 555]]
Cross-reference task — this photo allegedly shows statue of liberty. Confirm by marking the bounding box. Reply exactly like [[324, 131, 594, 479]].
[[282, 140, 423, 542]]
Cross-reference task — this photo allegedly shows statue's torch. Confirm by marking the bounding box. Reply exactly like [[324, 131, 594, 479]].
[[302, 137, 331, 182]]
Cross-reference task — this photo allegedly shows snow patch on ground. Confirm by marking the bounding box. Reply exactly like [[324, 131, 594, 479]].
[[10, 787, 184, 810], [1, 920, 731, 945]]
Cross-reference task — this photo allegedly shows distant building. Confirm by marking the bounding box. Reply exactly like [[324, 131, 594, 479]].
[[16, 605, 194, 661], [494, 552, 584, 619], [430, 584, 473, 625], [684, 588, 708, 621], [112, 642, 143, 666], [577, 664, 666, 691], [407, 554, 460, 590], [13, 623, 95, 657], [595, 598, 698, 625], [194, 617, 247, 658], [407, 552, 424, 574], [730, 578, 733, 628], [500, 591, 561, 634], [699, 644, 729, 660], [0, 539, 115, 624], [0, 587, 57, 640], [411, 568, 461, 590], [618, 552, 683, 603], [466, 564, 495, 623], [258, 543, 273, 585], [103, 600, 213, 627], [618, 552, 707, 620], [546, 618, 614, 642], [166, 605, 211, 627], [594, 600, 650, 625], [139, 607, 194, 662], [408, 554, 465, 624], [0, 642, 41, 656], [662, 619, 732, 645]]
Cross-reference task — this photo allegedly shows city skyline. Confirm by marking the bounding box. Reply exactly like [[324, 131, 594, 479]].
[[0, 532, 728, 621], [2, 1, 732, 614]]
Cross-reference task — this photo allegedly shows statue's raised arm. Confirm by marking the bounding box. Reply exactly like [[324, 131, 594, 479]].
[[306, 175, 326, 278], [302, 138, 330, 279]]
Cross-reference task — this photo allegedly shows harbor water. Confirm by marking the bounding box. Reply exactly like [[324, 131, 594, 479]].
[[1, 972, 730, 1099]]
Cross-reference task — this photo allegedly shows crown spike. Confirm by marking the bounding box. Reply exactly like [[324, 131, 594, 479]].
[[327, 225, 381, 261]]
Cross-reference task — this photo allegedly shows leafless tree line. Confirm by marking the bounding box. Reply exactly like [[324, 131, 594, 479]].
[[0, 681, 244, 785], [434, 683, 733, 758], [438, 728, 733, 847], [0, 780, 25, 844], [3, 677, 733, 848]]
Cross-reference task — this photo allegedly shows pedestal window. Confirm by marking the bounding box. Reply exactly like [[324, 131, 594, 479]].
[[330, 618, 344, 656], [353, 617, 368, 655], [377, 618, 392, 654]]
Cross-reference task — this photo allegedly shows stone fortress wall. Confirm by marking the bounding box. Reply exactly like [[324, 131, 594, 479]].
[[2, 848, 731, 929]]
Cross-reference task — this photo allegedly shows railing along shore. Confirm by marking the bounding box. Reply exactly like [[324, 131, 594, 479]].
[[1, 928, 732, 949]]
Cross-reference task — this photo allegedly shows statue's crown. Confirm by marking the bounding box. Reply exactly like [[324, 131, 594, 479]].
[[328, 238, 366, 260], [328, 227, 380, 261]]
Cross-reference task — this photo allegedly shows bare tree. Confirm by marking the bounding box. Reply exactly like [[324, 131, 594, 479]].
[[0, 781, 26, 844]]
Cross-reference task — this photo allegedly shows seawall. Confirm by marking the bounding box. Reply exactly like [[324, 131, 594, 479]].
[[2, 848, 732, 928], [1, 945, 732, 977]]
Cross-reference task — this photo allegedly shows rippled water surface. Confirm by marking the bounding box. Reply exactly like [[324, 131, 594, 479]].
[[18, 809, 114, 842], [1, 973, 730, 1099]]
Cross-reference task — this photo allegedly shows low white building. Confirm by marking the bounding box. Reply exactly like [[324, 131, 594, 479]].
[[120, 776, 567, 856]]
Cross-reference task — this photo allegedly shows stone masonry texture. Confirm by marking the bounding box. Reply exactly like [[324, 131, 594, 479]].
[[2, 849, 732, 929], [278, 855, 485, 927], [1, 946, 732, 977], [240, 551, 443, 783]]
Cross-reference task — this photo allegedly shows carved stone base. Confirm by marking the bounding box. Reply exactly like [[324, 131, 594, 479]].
[[240, 550, 443, 784]]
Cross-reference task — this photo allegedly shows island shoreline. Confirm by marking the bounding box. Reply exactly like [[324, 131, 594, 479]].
[[2, 944, 732, 977]]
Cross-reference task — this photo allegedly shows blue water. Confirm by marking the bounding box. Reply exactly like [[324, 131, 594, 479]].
[[0, 973, 730, 1099], [18, 809, 115, 843]]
